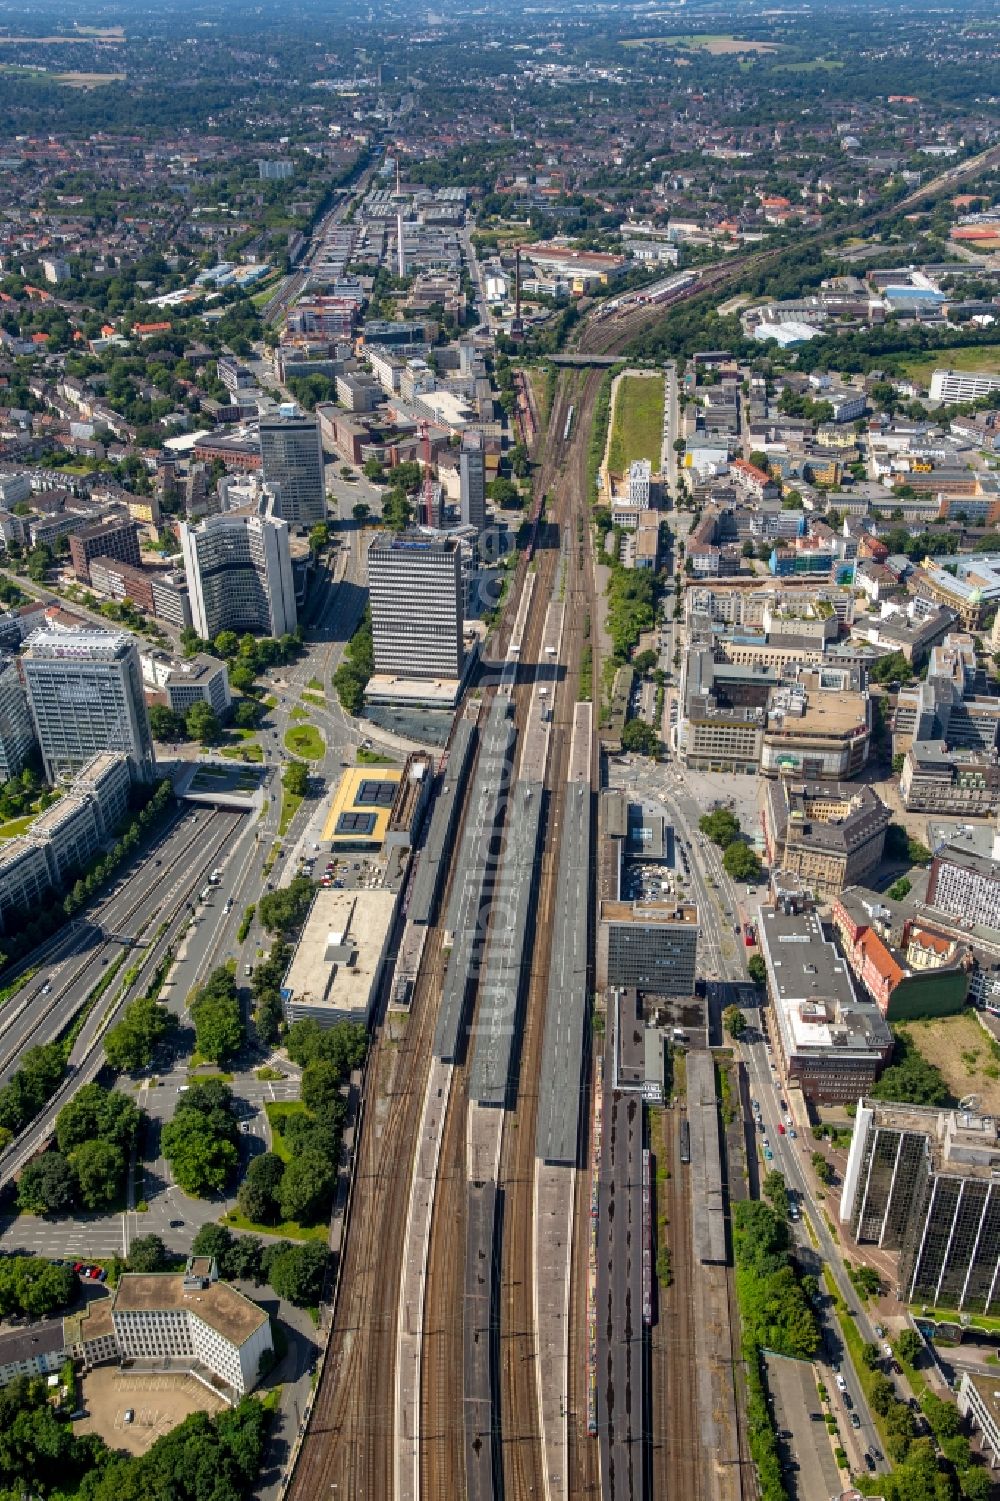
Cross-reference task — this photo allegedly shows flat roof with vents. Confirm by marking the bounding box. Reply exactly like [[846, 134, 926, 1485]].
[[281, 887, 398, 1028]]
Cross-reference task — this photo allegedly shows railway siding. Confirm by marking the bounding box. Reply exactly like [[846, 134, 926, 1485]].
[[465, 1180, 502, 1501]]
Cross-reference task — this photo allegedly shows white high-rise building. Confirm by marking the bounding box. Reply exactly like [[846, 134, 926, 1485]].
[[0, 654, 36, 779], [259, 411, 326, 529], [368, 531, 463, 680], [180, 508, 297, 642], [459, 430, 486, 533], [628, 458, 652, 507], [21, 629, 155, 783]]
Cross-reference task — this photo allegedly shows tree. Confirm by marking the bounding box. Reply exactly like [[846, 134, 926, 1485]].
[[351, 500, 370, 523], [762, 1170, 789, 1219], [104, 994, 174, 1074], [277, 1150, 335, 1225], [810, 1151, 834, 1186], [191, 1223, 235, 1263], [723, 842, 761, 883], [0, 1256, 76, 1317], [126, 1234, 169, 1273], [72, 1139, 124, 1210], [381, 489, 412, 531], [237, 1152, 285, 1225], [888, 876, 912, 901], [56, 1083, 139, 1155], [895, 1329, 923, 1367], [632, 649, 658, 677], [162, 1082, 239, 1197], [191, 970, 244, 1064], [699, 808, 741, 848], [869, 650, 914, 686], [284, 1018, 367, 1074], [621, 718, 659, 756], [723, 1005, 747, 1040], [266, 1241, 328, 1305], [862, 1341, 882, 1370], [282, 758, 309, 798], [214, 630, 240, 658], [301, 1059, 347, 1122], [185, 701, 222, 745], [872, 1032, 951, 1107], [17, 1152, 77, 1215], [748, 954, 767, 989], [148, 704, 186, 742], [258, 875, 315, 936]]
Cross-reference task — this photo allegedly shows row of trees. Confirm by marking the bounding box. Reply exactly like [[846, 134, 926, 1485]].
[[0, 1255, 77, 1318], [332, 608, 374, 715], [104, 991, 175, 1074], [191, 1223, 328, 1309], [697, 809, 763, 883]]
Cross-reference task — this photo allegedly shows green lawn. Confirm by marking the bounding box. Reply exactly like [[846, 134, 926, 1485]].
[[278, 789, 303, 837], [306, 677, 324, 694], [265, 1100, 310, 1162], [223, 1207, 328, 1244], [219, 742, 263, 763], [0, 814, 36, 840], [356, 746, 394, 766], [301, 692, 325, 708], [607, 374, 665, 477], [899, 343, 1000, 388], [284, 724, 325, 760]]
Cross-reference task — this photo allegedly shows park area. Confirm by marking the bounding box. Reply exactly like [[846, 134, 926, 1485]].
[[75, 1369, 226, 1456], [606, 373, 664, 479], [901, 1011, 1000, 1115], [899, 343, 1000, 389]]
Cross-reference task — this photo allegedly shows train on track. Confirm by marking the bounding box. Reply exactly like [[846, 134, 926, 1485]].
[[679, 1117, 691, 1165]]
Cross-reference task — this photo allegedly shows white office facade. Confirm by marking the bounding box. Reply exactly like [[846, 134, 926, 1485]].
[[368, 532, 464, 680], [180, 510, 297, 641], [21, 629, 155, 783]]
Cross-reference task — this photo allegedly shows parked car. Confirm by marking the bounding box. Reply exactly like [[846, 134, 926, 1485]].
[[851, 1414, 861, 1430]]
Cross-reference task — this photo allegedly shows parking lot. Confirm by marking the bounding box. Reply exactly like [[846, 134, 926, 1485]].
[[762, 1351, 842, 1501], [74, 1368, 227, 1456]]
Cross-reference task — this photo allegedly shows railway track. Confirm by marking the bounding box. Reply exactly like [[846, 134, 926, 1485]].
[[656, 1102, 707, 1501]]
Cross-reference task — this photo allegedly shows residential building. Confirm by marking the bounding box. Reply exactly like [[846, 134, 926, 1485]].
[[929, 370, 1000, 403], [757, 907, 892, 1104], [628, 459, 652, 507], [761, 779, 889, 898], [110, 1261, 273, 1396], [180, 508, 296, 641], [259, 411, 326, 528], [257, 158, 293, 180], [459, 429, 486, 532], [0, 653, 36, 778], [21, 629, 155, 782], [926, 819, 1000, 931], [841, 1100, 1000, 1313], [68, 516, 141, 585], [596, 900, 699, 994], [832, 887, 969, 1019], [281, 887, 397, 1028], [900, 741, 1000, 815], [367, 531, 463, 681]]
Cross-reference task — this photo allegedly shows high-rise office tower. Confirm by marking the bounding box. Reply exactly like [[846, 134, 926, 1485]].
[[368, 531, 463, 680], [21, 628, 155, 783], [180, 507, 297, 641], [259, 411, 326, 529], [0, 653, 36, 779], [459, 430, 486, 533]]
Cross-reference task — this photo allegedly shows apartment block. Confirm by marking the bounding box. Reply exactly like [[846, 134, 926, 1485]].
[[841, 1100, 1000, 1313], [900, 741, 1000, 815], [68, 516, 141, 585]]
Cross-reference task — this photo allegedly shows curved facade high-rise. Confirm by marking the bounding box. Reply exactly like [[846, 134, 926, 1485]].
[[180, 509, 297, 642]]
